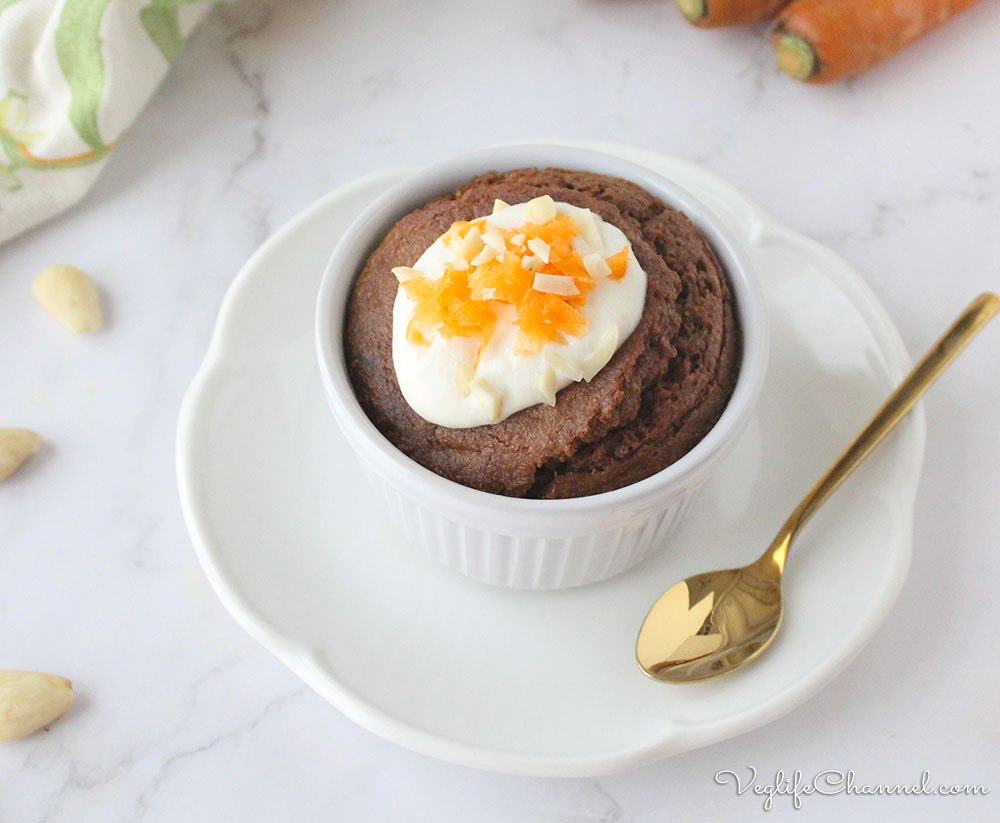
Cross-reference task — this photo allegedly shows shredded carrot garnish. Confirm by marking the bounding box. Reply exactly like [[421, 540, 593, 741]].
[[605, 248, 629, 281], [514, 290, 588, 355], [399, 209, 630, 357]]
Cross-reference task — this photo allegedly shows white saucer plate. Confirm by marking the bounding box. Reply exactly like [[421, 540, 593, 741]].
[[177, 141, 924, 777]]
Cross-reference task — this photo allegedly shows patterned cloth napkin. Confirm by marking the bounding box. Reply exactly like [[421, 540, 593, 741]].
[[0, 0, 214, 244]]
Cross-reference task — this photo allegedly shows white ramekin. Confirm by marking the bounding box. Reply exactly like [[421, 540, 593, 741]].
[[316, 144, 767, 589]]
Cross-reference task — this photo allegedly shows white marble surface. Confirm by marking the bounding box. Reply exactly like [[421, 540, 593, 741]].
[[2, 0, 999, 819]]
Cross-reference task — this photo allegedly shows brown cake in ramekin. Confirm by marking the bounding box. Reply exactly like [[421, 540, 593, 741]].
[[343, 167, 740, 499]]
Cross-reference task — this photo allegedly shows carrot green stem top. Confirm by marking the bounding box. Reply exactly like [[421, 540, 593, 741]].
[[775, 34, 817, 80], [675, 0, 706, 24]]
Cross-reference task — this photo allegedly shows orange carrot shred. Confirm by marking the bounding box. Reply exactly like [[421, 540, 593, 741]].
[[606, 248, 629, 281]]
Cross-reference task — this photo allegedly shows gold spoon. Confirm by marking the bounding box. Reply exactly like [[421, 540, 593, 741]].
[[636, 292, 1000, 684]]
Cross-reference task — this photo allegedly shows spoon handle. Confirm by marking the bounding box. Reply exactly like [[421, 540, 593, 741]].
[[772, 292, 1000, 560]]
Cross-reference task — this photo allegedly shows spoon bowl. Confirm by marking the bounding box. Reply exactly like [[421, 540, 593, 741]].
[[637, 293, 999, 684], [636, 553, 784, 683]]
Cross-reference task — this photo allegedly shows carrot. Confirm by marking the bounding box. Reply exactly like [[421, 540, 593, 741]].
[[773, 0, 984, 83], [675, 0, 793, 28]]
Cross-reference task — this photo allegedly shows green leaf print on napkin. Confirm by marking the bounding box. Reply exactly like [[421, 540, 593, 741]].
[[0, 89, 107, 191], [0, 91, 40, 190], [55, 0, 113, 152], [0, 0, 27, 17], [141, 0, 209, 63]]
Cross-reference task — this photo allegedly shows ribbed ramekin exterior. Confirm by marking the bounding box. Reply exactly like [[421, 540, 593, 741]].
[[362, 465, 702, 589]]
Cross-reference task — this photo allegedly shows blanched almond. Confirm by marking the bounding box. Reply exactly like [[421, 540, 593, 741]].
[[543, 350, 584, 382], [582, 325, 620, 382], [482, 229, 507, 253], [526, 237, 551, 263], [532, 273, 579, 296], [0, 670, 74, 741], [455, 362, 474, 397], [582, 253, 612, 279], [455, 227, 484, 263], [33, 265, 102, 333], [575, 209, 603, 253], [470, 245, 496, 266], [391, 266, 421, 282], [536, 366, 558, 406], [525, 195, 556, 225], [469, 378, 502, 423], [0, 429, 42, 482]]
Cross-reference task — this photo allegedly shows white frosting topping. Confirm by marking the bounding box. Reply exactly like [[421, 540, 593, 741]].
[[391, 199, 646, 428]]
